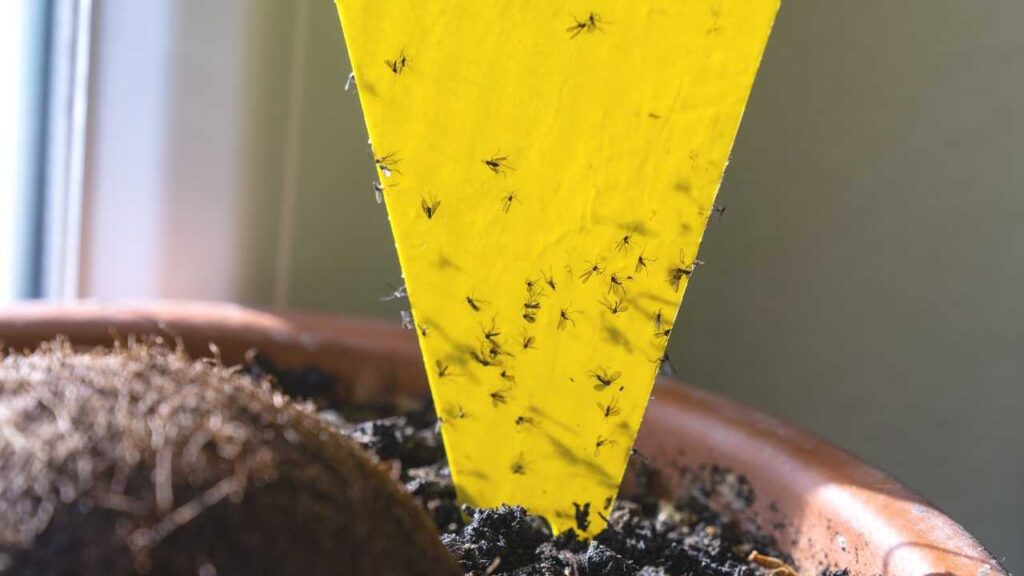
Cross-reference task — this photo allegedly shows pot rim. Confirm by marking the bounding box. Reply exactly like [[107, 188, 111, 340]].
[[0, 300, 1005, 576]]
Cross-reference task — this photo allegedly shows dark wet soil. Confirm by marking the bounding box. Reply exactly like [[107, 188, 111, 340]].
[[246, 352, 836, 576]]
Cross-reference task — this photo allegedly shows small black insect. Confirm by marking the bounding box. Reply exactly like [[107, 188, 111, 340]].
[[385, 49, 409, 75], [470, 347, 502, 367], [588, 367, 622, 390], [558, 307, 576, 330], [514, 415, 536, 429], [523, 310, 538, 323], [653, 308, 665, 330], [654, 327, 672, 339], [435, 359, 451, 378], [374, 152, 401, 177], [487, 339, 512, 360], [541, 268, 557, 292], [518, 329, 537, 351], [482, 316, 501, 342], [599, 396, 621, 419], [635, 250, 657, 274], [500, 190, 520, 213], [466, 294, 488, 312], [421, 195, 441, 219], [523, 297, 541, 310], [594, 435, 617, 457], [511, 454, 528, 475], [567, 12, 604, 39], [579, 260, 605, 283], [500, 369, 517, 384], [417, 323, 429, 337], [445, 403, 467, 423], [525, 278, 546, 300], [656, 353, 677, 377], [629, 447, 653, 465], [600, 296, 629, 315], [378, 283, 407, 302], [608, 272, 632, 295], [573, 502, 591, 532], [615, 227, 636, 253], [483, 155, 513, 175], [490, 387, 511, 407], [667, 253, 700, 291], [400, 310, 414, 330], [667, 262, 695, 292]]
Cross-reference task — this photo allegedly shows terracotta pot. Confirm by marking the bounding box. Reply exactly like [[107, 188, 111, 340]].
[[0, 300, 1005, 576]]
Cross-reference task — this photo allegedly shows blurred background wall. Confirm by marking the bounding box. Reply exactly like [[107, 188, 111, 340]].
[[13, 0, 1024, 568]]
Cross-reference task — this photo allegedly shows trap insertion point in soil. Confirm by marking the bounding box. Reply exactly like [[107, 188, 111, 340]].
[[335, 0, 780, 535]]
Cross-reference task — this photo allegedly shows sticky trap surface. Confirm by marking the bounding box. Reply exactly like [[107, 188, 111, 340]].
[[336, 0, 779, 535]]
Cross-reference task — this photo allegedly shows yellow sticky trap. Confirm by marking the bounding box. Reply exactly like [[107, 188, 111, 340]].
[[335, 1, 779, 535]]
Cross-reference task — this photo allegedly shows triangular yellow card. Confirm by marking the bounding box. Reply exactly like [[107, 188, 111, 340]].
[[335, 1, 779, 535]]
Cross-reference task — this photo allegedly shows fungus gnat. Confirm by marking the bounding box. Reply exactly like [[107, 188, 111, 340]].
[[579, 260, 605, 283], [374, 152, 400, 177], [445, 404, 468, 423], [466, 294, 488, 312], [629, 447, 652, 465], [490, 386, 512, 407], [657, 353, 677, 377], [436, 360, 451, 378], [421, 195, 441, 220], [378, 283, 407, 302], [588, 367, 622, 390], [483, 155, 514, 175], [523, 310, 538, 323], [500, 369, 516, 384], [608, 272, 632, 295], [487, 338, 514, 361], [400, 310, 414, 330], [385, 49, 409, 75], [655, 327, 672, 340], [542, 268, 557, 292], [500, 190, 520, 213], [514, 415, 536, 429], [525, 278, 546, 300], [568, 12, 604, 39], [518, 329, 537, 351], [600, 296, 629, 315], [558, 307, 576, 330], [511, 453, 528, 475], [417, 323, 429, 338], [599, 396, 622, 419], [482, 316, 501, 342], [470, 347, 502, 368], [653, 308, 665, 330], [667, 259, 697, 292], [615, 228, 636, 253], [635, 250, 657, 274], [594, 435, 617, 457]]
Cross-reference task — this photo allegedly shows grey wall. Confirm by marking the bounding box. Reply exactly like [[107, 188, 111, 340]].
[[673, 3, 1024, 569], [80, 0, 1023, 569]]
